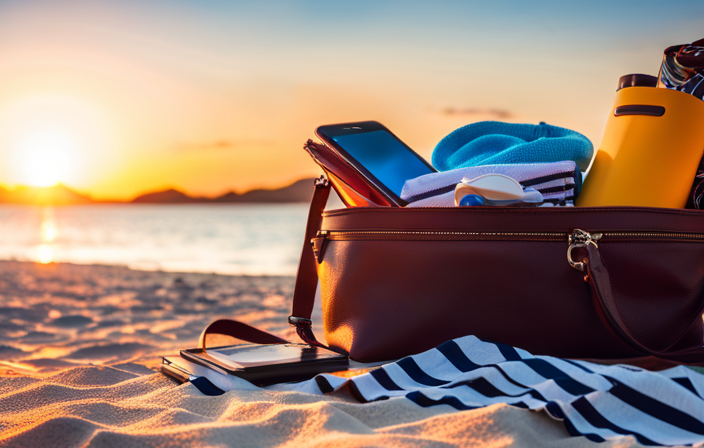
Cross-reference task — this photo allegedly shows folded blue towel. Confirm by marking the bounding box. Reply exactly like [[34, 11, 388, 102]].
[[432, 121, 594, 172]]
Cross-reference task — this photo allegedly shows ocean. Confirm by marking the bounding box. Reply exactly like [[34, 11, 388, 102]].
[[0, 204, 312, 276]]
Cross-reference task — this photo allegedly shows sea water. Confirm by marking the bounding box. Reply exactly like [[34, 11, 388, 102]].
[[0, 204, 310, 276]]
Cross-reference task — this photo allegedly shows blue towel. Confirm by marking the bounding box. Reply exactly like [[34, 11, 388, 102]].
[[432, 121, 594, 172]]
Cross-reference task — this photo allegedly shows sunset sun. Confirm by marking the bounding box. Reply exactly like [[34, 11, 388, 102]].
[[15, 131, 77, 187]]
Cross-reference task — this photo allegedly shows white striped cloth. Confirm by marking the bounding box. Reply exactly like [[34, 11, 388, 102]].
[[188, 335, 704, 447], [401, 161, 580, 207]]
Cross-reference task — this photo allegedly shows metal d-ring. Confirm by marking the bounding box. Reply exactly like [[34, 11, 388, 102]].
[[567, 243, 588, 271], [567, 229, 601, 272]]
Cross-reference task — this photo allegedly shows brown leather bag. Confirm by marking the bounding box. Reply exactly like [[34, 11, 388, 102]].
[[201, 178, 704, 366]]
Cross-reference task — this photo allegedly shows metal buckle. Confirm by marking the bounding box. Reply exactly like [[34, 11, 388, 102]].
[[567, 229, 602, 272], [314, 175, 329, 188], [288, 316, 312, 327]]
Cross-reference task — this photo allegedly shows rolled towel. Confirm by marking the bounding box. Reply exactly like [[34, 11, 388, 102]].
[[432, 121, 593, 172]]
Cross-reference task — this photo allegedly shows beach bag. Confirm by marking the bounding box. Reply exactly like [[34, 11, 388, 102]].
[[200, 178, 704, 365]]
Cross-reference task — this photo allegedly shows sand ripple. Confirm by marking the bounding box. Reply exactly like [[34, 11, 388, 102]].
[[0, 261, 644, 447], [0, 261, 295, 375], [0, 363, 644, 448]]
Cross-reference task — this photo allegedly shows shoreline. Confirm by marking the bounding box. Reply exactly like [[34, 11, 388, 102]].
[[0, 258, 297, 278]]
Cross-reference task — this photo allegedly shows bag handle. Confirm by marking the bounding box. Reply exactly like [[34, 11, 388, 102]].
[[583, 243, 704, 364], [198, 176, 333, 350]]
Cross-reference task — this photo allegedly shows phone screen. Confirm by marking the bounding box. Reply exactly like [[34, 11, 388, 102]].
[[206, 343, 344, 369], [331, 130, 434, 197]]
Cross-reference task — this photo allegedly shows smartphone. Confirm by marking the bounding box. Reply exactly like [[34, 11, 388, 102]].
[[316, 121, 436, 207], [180, 343, 349, 386]]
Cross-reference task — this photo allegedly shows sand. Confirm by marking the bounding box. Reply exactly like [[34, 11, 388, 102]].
[[0, 261, 645, 447]]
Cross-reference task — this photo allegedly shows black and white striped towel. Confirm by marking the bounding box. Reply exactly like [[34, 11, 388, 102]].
[[189, 335, 704, 447]]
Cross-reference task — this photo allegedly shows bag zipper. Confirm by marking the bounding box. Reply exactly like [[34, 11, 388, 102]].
[[318, 229, 704, 241], [312, 229, 704, 267], [317, 229, 565, 241]]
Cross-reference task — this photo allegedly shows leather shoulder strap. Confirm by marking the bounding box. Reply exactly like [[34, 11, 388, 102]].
[[290, 177, 331, 322], [198, 319, 288, 347], [585, 244, 704, 364], [287, 176, 331, 348], [199, 176, 331, 349]]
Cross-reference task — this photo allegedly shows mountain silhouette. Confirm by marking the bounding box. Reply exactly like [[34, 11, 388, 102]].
[[213, 179, 313, 203], [0, 184, 93, 206], [131, 179, 315, 204], [131, 188, 204, 204], [0, 179, 318, 205]]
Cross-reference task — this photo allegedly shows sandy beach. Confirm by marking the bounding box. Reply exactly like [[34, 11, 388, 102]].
[[0, 261, 646, 447]]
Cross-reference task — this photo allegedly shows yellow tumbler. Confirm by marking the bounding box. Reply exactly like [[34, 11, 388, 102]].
[[577, 82, 704, 208]]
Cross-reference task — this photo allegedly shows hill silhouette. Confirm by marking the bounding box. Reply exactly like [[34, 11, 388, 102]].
[[213, 179, 313, 203], [132, 179, 314, 204], [131, 188, 204, 204], [0, 184, 93, 206], [0, 179, 317, 205]]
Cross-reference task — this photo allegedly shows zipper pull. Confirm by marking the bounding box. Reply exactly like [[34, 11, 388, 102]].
[[568, 229, 602, 272], [311, 230, 329, 264]]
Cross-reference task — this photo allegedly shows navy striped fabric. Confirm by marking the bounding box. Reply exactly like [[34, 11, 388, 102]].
[[189, 335, 704, 446]]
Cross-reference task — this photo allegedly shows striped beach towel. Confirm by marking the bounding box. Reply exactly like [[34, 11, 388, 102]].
[[188, 335, 704, 447]]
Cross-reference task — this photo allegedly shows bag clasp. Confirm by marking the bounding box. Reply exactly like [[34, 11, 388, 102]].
[[568, 229, 602, 272]]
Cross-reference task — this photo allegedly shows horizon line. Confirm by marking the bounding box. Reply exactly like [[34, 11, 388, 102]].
[[0, 177, 317, 203]]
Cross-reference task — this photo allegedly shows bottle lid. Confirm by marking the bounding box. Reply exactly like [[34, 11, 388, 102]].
[[617, 74, 658, 91]]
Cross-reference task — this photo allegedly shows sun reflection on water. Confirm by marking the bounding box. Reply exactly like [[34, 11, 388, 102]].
[[41, 218, 57, 243], [36, 207, 56, 264], [37, 244, 54, 264]]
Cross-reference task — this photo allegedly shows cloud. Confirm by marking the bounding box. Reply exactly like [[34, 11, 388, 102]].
[[172, 139, 275, 152], [442, 108, 513, 119]]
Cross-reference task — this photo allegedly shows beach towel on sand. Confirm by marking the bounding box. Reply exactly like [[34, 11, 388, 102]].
[[188, 335, 704, 447]]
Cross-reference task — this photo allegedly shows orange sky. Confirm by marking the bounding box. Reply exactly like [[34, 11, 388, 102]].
[[0, 1, 701, 200]]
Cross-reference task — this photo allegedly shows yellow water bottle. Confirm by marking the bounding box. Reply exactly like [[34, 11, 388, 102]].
[[577, 74, 704, 208]]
